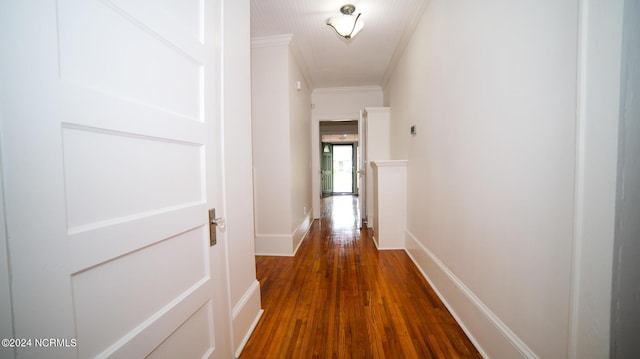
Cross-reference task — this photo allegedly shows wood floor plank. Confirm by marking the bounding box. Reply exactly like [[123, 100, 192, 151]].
[[240, 195, 481, 358]]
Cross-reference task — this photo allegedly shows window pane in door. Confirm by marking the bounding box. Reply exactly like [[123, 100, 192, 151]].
[[332, 145, 353, 193]]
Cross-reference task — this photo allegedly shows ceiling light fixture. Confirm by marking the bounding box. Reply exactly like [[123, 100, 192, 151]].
[[326, 4, 364, 40]]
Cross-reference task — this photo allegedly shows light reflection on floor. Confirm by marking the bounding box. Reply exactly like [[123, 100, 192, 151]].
[[324, 195, 360, 233]]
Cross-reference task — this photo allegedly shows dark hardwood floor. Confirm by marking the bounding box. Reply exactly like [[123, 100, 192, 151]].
[[240, 195, 481, 358]]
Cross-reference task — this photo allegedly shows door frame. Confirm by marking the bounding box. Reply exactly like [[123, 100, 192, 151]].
[[0, 154, 12, 357], [312, 117, 360, 218]]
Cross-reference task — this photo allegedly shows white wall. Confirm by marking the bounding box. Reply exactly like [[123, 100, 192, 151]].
[[382, 86, 407, 160], [311, 87, 383, 218], [221, 1, 263, 356], [251, 39, 292, 243], [251, 36, 312, 256], [288, 47, 312, 250], [313, 86, 383, 119], [384, 0, 586, 357]]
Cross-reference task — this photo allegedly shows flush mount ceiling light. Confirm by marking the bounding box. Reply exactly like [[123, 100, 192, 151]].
[[326, 4, 364, 40]]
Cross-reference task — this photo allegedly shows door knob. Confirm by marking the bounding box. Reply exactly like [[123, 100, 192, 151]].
[[211, 217, 225, 229]]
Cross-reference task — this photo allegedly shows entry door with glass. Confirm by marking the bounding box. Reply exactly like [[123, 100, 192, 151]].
[[332, 144, 355, 193], [322, 143, 333, 197]]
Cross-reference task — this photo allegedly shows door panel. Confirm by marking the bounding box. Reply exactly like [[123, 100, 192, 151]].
[[71, 228, 207, 358], [57, 0, 203, 120], [61, 126, 204, 231], [0, 1, 226, 358], [147, 302, 214, 358]]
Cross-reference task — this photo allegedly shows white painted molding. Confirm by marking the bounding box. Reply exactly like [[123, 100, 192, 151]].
[[312, 86, 383, 95], [255, 212, 312, 256], [231, 280, 261, 323], [0, 151, 14, 352], [250, 34, 313, 89], [254, 234, 293, 256], [251, 34, 293, 48], [371, 160, 408, 167], [371, 235, 379, 249], [363, 106, 390, 114], [292, 211, 312, 256], [380, 0, 431, 89], [232, 280, 263, 359], [292, 233, 305, 255], [568, 1, 623, 357], [313, 114, 359, 122], [404, 230, 538, 359], [568, 1, 588, 355]]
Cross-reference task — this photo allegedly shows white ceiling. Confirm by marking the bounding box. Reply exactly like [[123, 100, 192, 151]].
[[250, 0, 429, 89]]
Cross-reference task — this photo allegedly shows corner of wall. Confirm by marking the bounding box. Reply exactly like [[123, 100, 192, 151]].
[[287, 37, 313, 91], [255, 211, 312, 256], [254, 234, 294, 256]]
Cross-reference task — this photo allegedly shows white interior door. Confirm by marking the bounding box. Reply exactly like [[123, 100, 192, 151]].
[[0, 1, 230, 358]]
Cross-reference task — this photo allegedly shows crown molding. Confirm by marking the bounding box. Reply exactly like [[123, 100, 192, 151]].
[[288, 37, 313, 90], [381, 0, 431, 89], [312, 86, 383, 95], [251, 34, 293, 48], [251, 34, 314, 89]]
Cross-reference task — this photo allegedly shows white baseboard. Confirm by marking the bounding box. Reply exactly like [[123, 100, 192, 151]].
[[404, 230, 537, 359], [372, 235, 379, 249], [374, 236, 404, 250], [232, 280, 263, 358], [254, 233, 293, 256], [255, 212, 312, 256], [291, 212, 312, 256]]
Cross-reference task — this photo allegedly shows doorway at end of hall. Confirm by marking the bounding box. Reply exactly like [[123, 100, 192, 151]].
[[321, 143, 356, 197]]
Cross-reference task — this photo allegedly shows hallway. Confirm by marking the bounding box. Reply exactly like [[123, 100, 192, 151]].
[[240, 195, 480, 358]]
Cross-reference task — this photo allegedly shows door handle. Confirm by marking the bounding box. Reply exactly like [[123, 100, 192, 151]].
[[208, 209, 225, 246]]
